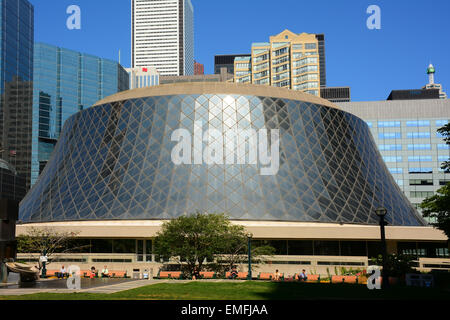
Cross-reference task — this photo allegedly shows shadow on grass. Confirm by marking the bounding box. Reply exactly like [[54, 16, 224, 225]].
[[252, 281, 450, 300], [1, 281, 450, 301]]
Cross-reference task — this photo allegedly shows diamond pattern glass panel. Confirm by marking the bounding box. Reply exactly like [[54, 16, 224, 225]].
[[19, 94, 426, 226]]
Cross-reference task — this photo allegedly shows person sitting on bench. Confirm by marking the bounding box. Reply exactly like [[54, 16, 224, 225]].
[[90, 266, 97, 279], [274, 269, 281, 281], [58, 265, 67, 279], [229, 267, 238, 280], [299, 269, 308, 281], [101, 266, 110, 278]]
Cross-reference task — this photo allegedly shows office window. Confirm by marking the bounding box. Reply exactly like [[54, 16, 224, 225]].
[[388, 168, 403, 174], [409, 179, 433, 186], [379, 132, 401, 139], [408, 167, 433, 174], [378, 121, 401, 128], [408, 144, 431, 150], [410, 191, 434, 198], [436, 120, 449, 127], [438, 156, 449, 162], [438, 144, 450, 150], [406, 120, 430, 127], [383, 156, 402, 162], [408, 156, 432, 162], [407, 132, 430, 139], [379, 144, 402, 151]]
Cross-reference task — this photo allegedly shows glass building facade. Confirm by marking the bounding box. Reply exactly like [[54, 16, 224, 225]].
[[31, 43, 129, 185], [0, 0, 34, 190], [338, 99, 450, 218], [20, 84, 425, 226]]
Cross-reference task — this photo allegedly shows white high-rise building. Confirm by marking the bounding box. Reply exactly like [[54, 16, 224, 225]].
[[131, 0, 194, 76], [125, 67, 160, 89]]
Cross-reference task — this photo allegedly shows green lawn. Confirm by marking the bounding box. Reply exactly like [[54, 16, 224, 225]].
[[1, 281, 450, 300]]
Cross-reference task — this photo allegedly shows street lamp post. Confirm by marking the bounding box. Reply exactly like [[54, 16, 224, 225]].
[[247, 233, 252, 280], [375, 207, 389, 289]]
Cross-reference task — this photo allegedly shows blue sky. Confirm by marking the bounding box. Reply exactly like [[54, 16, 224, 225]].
[[30, 0, 449, 101]]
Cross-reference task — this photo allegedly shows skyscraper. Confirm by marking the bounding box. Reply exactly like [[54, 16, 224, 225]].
[[194, 61, 204, 75], [234, 30, 324, 97], [131, 0, 194, 76], [0, 0, 34, 190], [31, 43, 129, 185], [126, 66, 160, 89]]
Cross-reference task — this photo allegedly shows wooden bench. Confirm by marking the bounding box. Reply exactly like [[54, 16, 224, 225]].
[[46, 270, 59, 277], [157, 271, 182, 279], [199, 271, 215, 279], [225, 272, 248, 279], [110, 271, 127, 278], [331, 275, 358, 284], [295, 274, 320, 282], [258, 272, 273, 280], [82, 270, 95, 278]]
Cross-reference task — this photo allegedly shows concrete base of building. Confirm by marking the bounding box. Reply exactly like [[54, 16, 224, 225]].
[[15, 220, 449, 278], [15, 220, 448, 241]]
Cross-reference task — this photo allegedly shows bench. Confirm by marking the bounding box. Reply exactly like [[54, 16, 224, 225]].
[[199, 271, 216, 279], [110, 271, 127, 278], [46, 270, 76, 278], [157, 271, 183, 279], [258, 272, 273, 280], [46, 270, 58, 277], [225, 272, 248, 280], [331, 275, 358, 284], [82, 270, 95, 278], [295, 274, 320, 282]]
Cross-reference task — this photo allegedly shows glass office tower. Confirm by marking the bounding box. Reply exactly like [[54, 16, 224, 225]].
[[338, 99, 450, 220], [32, 43, 129, 185], [0, 0, 34, 190]]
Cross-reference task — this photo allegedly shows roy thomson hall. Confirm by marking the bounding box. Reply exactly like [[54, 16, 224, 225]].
[[16, 83, 449, 277]]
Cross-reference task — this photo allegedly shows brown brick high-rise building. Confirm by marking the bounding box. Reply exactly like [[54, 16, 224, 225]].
[[194, 61, 204, 75]]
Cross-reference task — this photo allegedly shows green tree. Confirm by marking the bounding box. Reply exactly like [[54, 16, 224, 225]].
[[154, 213, 274, 278], [212, 228, 275, 276], [370, 254, 416, 277], [437, 123, 450, 172], [420, 123, 450, 239], [16, 227, 86, 269]]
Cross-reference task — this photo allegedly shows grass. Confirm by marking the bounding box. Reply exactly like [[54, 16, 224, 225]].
[[1, 281, 450, 300]]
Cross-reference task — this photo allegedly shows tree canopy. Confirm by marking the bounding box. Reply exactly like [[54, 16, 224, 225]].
[[17, 227, 85, 268], [154, 213, 274, 278]]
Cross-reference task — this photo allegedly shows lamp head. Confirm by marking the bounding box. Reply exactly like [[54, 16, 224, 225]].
[[375, 207, 387, 217]]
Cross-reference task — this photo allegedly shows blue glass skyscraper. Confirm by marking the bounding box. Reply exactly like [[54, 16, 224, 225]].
[[0, 0, 34, 190], [32, 43, 129, 185]]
